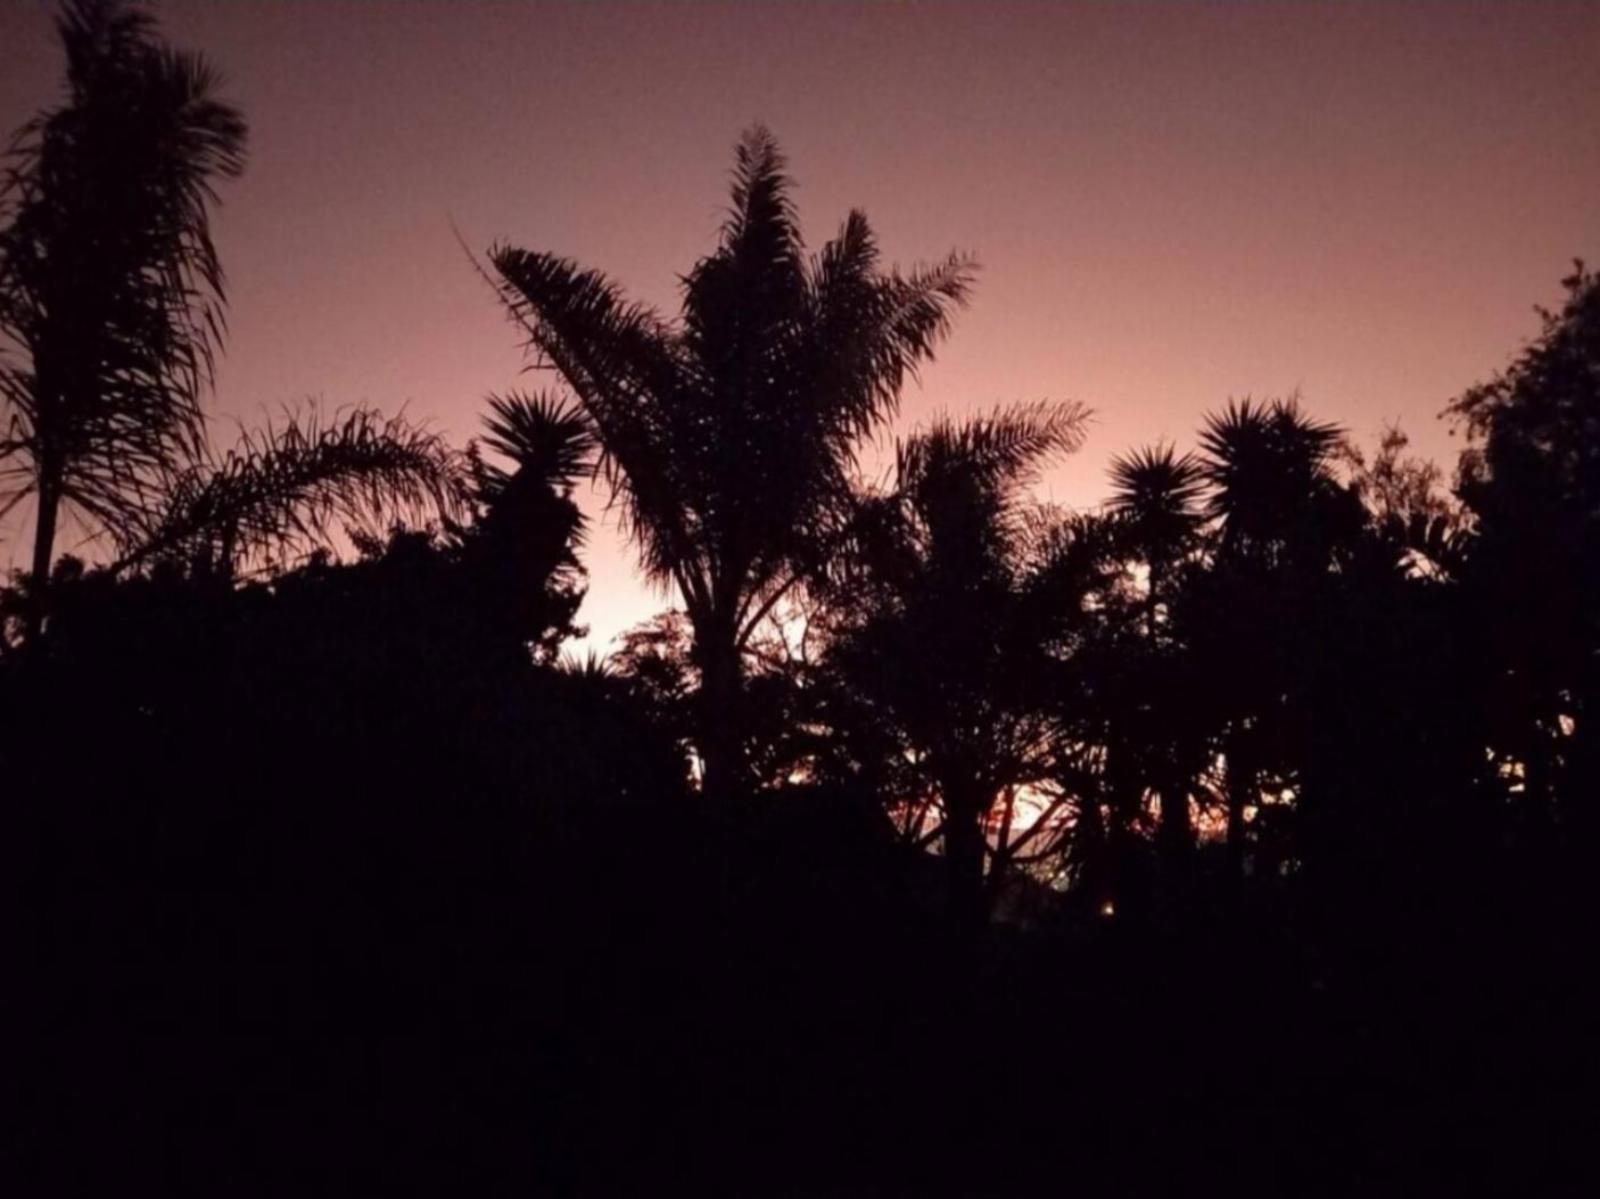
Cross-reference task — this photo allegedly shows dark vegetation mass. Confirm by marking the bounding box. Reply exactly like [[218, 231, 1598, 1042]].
[[3, 3, 1594, 1191]]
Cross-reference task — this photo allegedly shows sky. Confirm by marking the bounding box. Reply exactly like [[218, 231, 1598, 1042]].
[[2, 0, 1597, 653]]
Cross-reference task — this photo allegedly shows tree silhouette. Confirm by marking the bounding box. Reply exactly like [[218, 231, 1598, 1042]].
[[488, 126, 974, 799], [457, 391, 597, 660], [1188, 397, 1362, 877], [1448, 262, 1600, 829], [1102, 444, 1212, 873], [0, 0, 247, 636], [1198, 396, 1355, 569], [824, 401, 1090, 927], [1107, 444, 1205, 630]]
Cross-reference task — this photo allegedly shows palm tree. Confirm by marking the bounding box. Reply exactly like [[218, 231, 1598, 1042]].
[[461, 391, 598, 660], [825, 401, 1091, 928], [1197, 396, 1349, 569], [0, 0, 248, 637], [488, 126, 974, 799], [1193, 396, 1358, 879], [1104, 444, 1209, 867], [1107, 443, 1205, 636], [475, 391, 598, 513]]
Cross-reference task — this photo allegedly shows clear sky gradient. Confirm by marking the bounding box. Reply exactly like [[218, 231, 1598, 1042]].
[[3, 0, 1597, 651]]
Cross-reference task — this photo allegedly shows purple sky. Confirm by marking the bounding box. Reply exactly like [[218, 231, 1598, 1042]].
[[3, 1, 1597, 651]]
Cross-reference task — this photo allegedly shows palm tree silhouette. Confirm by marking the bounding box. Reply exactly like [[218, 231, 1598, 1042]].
[[488, 126, 974, 799], [827, 401, 1090, 927], [1104, 444, 1210, 870], [0, 0, 247, 636], [1198, 397, 1350, 569], [1192, 396, 1358, 878], [1107, 443, 1205, 637], [461, 391, 598, 661]]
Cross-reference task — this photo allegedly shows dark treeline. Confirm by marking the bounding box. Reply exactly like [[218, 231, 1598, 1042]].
[[3, 3, 1594, 1192]]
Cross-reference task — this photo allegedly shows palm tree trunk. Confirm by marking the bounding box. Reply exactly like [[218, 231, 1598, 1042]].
[[1147, 554, 1166, 641], [696, 632, 745, 804], [942, 780, 990, 937], [1154, 769, 1194, 925], [25, 470, 60, 642], [1157, 778, 1192, 863], [1104, 741, 1139, 911]]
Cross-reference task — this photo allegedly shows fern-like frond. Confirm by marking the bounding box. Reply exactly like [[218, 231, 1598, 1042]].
[[122, 404, 467, 577]]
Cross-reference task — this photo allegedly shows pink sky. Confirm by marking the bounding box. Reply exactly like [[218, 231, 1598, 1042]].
[[3, 1, 1597, 651]]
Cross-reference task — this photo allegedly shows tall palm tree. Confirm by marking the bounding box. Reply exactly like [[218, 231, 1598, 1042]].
[[826, 401, 1091, 928], [488, 126, 974, 799], [1193, 396, 1358, 878], [0, 0, 248, 636], [1105, 444, 1209, 865]]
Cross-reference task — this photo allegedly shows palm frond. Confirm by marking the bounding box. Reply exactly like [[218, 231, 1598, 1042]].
[[809, 227, 977, 442], [1198, 395, 1345, 542], [558, 649, 617, 682], [1106, 442, 1207, 567], [487, 244, 696, 592], [1018, 509, 1124, 627], [122, 405, 468, 576], [899, 400, 1091, 496], [841, 402, 1095, 617], [723, 124, 800, 264], [1107, 443, 1206, 517], [1379, 509, 1472, 581]]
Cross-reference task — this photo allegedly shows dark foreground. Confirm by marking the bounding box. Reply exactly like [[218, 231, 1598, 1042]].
[[2, 600, 1593, 1195], [10, 796, 1592, 1193]]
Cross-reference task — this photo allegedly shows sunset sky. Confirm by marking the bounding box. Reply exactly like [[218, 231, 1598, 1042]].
[[3, 0, 1597, 651]]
